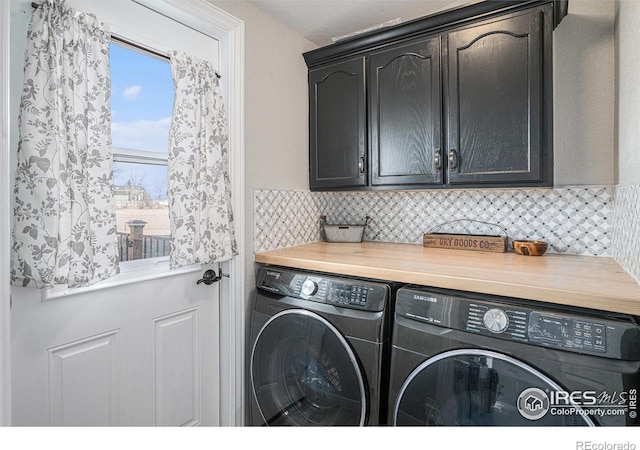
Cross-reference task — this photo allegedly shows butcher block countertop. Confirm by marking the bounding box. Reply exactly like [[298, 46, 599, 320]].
[[254, 241, 640, 317]]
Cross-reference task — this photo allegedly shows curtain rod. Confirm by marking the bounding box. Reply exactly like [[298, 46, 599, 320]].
[[30, 2, 221, 78]]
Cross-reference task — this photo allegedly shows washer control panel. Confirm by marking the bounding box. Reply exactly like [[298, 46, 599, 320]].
[[396, 286, 640, 359], [257, 266, 389, 312]]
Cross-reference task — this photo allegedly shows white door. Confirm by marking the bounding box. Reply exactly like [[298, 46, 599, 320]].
[[8, 0, 235, 426], [11, 266, 220, 426]]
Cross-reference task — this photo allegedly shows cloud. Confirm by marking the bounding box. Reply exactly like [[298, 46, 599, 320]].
[[122, 85, 142, 100], [111, 117, 172, 153]]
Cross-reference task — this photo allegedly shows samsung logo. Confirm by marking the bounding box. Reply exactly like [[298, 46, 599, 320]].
[[266, 271, 280, 279], [413, 294, 438, 303]]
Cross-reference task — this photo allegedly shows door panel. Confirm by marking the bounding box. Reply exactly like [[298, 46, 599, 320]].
[[153, 308, 200, 427], [47, 331, 118, 426], [369, 36, 443, 186], [11, 267, 219, 426]]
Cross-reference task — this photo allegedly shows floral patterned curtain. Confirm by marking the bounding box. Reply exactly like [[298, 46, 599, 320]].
[[11, 0, 118, 288], [168, 51, 238, 269]]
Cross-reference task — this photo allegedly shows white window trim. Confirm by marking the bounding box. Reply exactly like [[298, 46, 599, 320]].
[[41, 259, 202, 301], [112, 147, 168, 165]]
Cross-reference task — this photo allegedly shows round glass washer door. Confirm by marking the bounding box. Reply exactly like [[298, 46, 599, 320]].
[[251, 309, 367, 426], [394, 349, 594, 426]]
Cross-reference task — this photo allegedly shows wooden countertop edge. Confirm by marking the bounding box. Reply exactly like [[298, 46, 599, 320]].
[[254, 242, 640, 316]]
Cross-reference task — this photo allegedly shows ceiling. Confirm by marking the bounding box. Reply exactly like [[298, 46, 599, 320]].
[[247, 0, 474, 47]]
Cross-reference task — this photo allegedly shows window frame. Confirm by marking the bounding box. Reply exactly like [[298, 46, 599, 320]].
[[110, 40, 174, 268], [112, 147, 169, 166]]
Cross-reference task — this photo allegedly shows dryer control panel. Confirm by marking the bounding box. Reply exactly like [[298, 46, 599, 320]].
[[396, 286, 640, 360], [257, 266, 389, 312], [465, 302, 607, 354]]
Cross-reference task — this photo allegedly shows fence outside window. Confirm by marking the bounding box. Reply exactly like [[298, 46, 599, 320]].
[[117, 220, 171, 262]]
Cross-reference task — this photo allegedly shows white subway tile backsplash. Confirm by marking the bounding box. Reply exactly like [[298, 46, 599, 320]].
[[254, 186, 614, 257]]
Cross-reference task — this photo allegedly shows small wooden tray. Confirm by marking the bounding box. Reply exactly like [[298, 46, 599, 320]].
[[423, 233, 507, 253]]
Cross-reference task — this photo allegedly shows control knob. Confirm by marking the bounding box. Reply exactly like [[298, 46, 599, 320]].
[[483, 308, 509, 333], [301, 279, 318, 296]]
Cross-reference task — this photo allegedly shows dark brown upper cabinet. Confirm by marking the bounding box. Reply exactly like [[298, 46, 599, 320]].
[[309, 57, 366, 190], [304, 1, 566, 191], [369, 36, 443, 187], [446, 8, 551, 186]]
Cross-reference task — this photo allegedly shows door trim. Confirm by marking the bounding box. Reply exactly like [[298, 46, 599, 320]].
[[0, 0, 11, 427]]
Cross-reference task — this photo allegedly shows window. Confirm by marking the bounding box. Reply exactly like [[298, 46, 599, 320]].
[[110, 42, 174, 263]]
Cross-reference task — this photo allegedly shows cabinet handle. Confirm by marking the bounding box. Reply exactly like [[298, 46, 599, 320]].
[[449, 148, 459, 171], [358, 156, 365, 174], [434, 148, 442, 171]]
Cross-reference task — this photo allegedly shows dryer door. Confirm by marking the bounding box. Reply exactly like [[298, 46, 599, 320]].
[[394, 349, 594, 426], [251, 309, 367, 426]]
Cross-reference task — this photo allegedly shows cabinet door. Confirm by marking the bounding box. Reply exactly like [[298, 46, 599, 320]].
[[369, 37, 443, 186], [446, 6, 551, 186], [309, 57, 366, 189]]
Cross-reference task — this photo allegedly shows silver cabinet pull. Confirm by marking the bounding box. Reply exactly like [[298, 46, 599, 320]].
[[434, 148, 441, 171], [449, 147, 459, 171], [358, 156, 365, 174]]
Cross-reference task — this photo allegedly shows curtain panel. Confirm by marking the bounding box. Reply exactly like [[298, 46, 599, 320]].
[[168, 51, 238, 269], [11, 0, 118, 288]]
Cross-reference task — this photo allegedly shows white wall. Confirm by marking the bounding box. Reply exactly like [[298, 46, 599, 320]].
[[616, 0, 640, 185], [553, 0, 616, 186], [611, 1, 640, 285], [209, 1, 313, 195]]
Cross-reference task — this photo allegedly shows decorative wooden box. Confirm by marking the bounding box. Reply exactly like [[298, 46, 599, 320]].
[[423, 233, 507, 253]]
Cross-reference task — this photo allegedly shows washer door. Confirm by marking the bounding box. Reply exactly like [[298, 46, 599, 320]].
[[251, 309, 367, 426], [394, 349, 594, 426]]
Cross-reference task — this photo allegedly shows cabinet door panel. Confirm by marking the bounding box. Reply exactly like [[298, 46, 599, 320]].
[[309, 57, 366, 189], [447, 8, 549, 185], [370, 37, 442, 186]]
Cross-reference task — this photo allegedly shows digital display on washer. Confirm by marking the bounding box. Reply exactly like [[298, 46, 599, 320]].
[[327, 282, 369, 306], [528, 312, 606, 353]]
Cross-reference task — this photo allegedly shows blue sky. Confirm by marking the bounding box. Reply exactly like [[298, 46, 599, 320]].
[[110, 42, 174, 199]]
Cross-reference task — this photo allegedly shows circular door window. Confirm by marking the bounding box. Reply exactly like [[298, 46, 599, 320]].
[[394, 349, 594, 426], [251, 309, 367, 426]]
